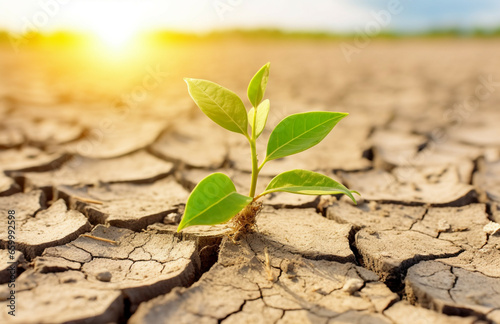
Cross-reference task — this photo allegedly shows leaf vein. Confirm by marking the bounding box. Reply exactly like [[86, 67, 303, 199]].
[[267, 116, 338, 159], [193, 81, 246, 135], [184, 192, 238, 227]]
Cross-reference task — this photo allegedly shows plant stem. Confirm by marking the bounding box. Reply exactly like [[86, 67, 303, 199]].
[[248, 106, 259, 198], [249, 139, 258, 197]]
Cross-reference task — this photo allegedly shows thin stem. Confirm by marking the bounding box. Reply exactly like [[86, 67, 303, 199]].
[[248, 106, 259, 197], [249, 139, 258, 197], [253, 192, 265, 201]]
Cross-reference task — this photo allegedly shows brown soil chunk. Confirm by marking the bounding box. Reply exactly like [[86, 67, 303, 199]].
[[438, 233, 500, 278], [0, 174, 20, 196], [0, 146, 69, 173], [342, 166, 476, 206], [56, 176, 188, 230], [256, 207, 355, 262], [327, 199, 427, 231], [63, 119, 166, 159], [384, 301, 477, 324], [474, 159, 500, 203], [149, 223, 230, 274], [19, 150, 174, 193], [151, 118, 228, 169], [0, 250, 24, 284], [355, 229, 462, 285], [0, 225, 200, 322], [410, 204, 489, 250], [405, 260, 500, 322], [0, 284, 124, 324], [130, 233, 397, 324], [17, 118, 83, 146], [370, 129, 427, 170], [0, 190, 45, 218], [0, 197, 91, 260]]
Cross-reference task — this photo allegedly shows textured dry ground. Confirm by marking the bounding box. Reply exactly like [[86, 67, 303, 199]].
[[0, 38, 500, 323]]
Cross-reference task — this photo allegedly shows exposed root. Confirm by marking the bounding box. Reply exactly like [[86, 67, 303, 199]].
[[229, 201, 263, 243]]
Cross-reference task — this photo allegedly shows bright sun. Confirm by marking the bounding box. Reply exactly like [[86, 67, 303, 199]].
[[88, 16, 140, 50], [74, 2, 146, 51]]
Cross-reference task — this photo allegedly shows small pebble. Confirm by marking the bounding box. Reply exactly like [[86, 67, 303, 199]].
[[342, 278, 364, 295], [164, 212, 181, 224], [96, 271, 112, 282], [483, 221, 500, 235], [437, 219, 451, 233]]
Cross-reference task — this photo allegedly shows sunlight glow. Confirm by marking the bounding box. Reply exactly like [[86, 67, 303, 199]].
[[88, 17, 139, 51], [74, 2, 146, 51]]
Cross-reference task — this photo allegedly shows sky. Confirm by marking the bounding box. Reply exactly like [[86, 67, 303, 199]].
[[1, 0, 500, 35]]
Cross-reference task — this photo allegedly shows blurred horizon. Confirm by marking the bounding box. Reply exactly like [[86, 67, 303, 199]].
[[1, 0, 500, 37], [2, 27, 500, 47]]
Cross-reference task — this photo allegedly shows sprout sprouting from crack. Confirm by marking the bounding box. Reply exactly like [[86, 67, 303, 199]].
[[177, 62, 359, 239]]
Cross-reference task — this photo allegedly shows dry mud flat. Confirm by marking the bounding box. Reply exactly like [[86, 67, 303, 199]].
[[1, 38, 500, 323]]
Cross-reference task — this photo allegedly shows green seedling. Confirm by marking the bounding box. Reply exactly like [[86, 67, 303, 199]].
[[177, 62, 359, 237]]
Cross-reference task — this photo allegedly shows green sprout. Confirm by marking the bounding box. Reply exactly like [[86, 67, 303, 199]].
[[177, 62, 359, 235]]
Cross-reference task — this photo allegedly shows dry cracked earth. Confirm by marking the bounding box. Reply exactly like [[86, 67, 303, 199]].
[[1, 38, 500, 323]]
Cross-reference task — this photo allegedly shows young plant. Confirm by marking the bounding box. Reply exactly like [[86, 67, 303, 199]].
[[177, 62, 359, 235]]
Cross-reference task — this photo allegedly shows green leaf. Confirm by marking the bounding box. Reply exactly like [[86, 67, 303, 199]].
[[185, 78, 248, 136], [265, 111, 348, 162], [247, 62, 270, 107], [261, 169, 358, 204], [248, 99, 270, 139], [177, 173, 253, 232]]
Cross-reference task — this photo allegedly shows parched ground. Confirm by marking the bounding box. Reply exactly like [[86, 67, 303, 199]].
[[0, 38, 500, 323]]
